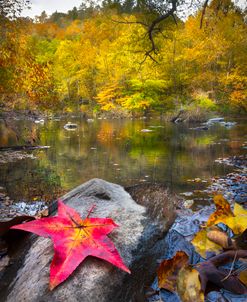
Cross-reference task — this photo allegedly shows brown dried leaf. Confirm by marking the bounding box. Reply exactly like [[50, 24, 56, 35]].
[[157, 251, 189, 291], [196, 259, 247, 295], [206, 229, 233, 249]]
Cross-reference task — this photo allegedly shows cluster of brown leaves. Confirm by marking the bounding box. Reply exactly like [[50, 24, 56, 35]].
[[156, 195, 247, 301]]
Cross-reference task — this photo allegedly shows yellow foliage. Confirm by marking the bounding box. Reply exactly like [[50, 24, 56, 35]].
[[177, 266, 204, 302], [0, 2, 246, 112], [192, 228, 223, 258]]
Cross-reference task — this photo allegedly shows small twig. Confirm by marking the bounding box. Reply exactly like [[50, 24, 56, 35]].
[[221, 251, 238, 281]]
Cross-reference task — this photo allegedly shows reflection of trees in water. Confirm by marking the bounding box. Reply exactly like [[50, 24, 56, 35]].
[[39, 119, 240, 190], [0, 160, 63, 202], [0, 119, 41, 147], [0, 118, 245, 199]]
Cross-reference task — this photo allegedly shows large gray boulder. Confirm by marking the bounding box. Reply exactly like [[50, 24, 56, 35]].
[[1, 179, 176, 302]]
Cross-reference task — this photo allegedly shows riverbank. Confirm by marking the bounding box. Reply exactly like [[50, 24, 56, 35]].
[[1, 107, 241, 123]]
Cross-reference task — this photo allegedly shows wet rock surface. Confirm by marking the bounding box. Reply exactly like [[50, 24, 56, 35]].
[[0, 178, 176, 302]]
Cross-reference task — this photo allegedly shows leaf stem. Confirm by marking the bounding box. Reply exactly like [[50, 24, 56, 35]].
[[86, 204, 96, 219]]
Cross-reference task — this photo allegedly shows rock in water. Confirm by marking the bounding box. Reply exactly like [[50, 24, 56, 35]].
[[1, 179, 176, 302], [63, 122, 78, 130], [206, 117, 224, 124]]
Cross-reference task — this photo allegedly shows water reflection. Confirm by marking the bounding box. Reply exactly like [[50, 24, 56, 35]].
[[0, 117, 246, 202]]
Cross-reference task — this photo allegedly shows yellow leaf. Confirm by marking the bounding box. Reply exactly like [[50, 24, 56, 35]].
[[177, 266, 204, 302], [208, 202, 247, 235], [191, 228, 223, 258], [234, 203, 247, 216], [221, 216, 247, 235]]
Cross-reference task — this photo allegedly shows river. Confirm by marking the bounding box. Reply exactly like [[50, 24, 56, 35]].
[[0, 117, 246, 205]]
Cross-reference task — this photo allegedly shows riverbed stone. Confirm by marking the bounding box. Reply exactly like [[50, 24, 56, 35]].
[[1, 178, 176, 302]]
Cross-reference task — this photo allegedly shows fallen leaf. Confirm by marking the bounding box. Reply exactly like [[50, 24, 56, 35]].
[[206, 195, 247, 234], [210, 203, 247, 235], [191, 228, 223, 258], [223, 216, 247, 235], [177, 266, 204, 302], [222, 203, 247, 234], [239, 270, 247, 287], [157, 251, 189, 291], [234, 203, 247, 216], [11, 200, 130, 290], [206, 228, 233, 249], [196, 251, 247, 295], [207, 195, 234, 227]]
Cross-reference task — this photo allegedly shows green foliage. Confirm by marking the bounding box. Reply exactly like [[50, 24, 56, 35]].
[[121, 79, 169, 112], [190, 93, 217, 111]]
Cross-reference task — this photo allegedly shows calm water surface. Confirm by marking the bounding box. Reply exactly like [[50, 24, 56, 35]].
[[0, 117, 246, 203]]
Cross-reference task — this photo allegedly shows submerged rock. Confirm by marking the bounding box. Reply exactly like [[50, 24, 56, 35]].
[[189, 126, 209, 131], [206, 117, 224, 124], [34, 119, 45, 124], [1, 179, 176, 302], [204, 117, 236, 129], [219, 121, 237, 128]]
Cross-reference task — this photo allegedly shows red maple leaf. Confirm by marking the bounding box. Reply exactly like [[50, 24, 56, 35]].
[[11, 200, 130, 290]]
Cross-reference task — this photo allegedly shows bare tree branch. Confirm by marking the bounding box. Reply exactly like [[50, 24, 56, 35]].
[[110, 0, 179, 63], [200, 0, 209, 28], [110, 17, 148, 27], [144, 0, 178, 61]]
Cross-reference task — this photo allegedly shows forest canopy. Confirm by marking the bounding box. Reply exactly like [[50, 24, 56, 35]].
[[0, 0, 246, 115]]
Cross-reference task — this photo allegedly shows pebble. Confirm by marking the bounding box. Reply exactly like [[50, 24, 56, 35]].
[[180, 155, 247, 210]]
